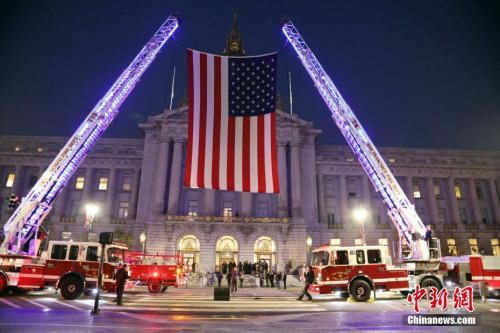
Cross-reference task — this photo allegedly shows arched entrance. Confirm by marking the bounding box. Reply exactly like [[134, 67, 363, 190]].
[[178, 235, 200, 272], [215, 235, 239, 273], [254, 236, 276, 272]]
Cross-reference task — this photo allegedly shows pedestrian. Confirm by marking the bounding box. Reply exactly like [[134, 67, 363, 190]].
[[216, 271, 223, 287], [425, 224, 438, 259], [113, 263, 129, 306], [297, 265, 314, 301], [276, 271, 282, 289], [226, 271, 232, 287], [239, 271, 245, 288], [231, 269, 238, 294], [283, 271, 287, 289], [270, 271, 275, 287]]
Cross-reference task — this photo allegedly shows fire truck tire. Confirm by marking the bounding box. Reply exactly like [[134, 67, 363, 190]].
[[60, 277, 84, 300], [161, 286, 168, 292], [0, 275, 8, 296], [420, 277, 442, 290], [148, 280, 162, 293], [349, 280, 371, 302]]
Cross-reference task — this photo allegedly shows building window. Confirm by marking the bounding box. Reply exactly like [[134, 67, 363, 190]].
[[378, 238, 388, 246], [447, 239, 457, 256], [492, 239, 500, 256], [188, 200, 199, 216], [327, 213, 336, 229], [355, 239, 363, 246], [476, 185, 483, 200], [348, 192, 356, 197], [389, 158, 395, 163], [117, 202, 129, 219], [76, 177, 85, 190], [438, 208, 446, 224], [346, 158, 354, 162], [37, 147, 44, 153], [99, 177, 108, 191], [434, 185, 442, 199], [372, 214, 381, 224], [330, 238, 341, 246], [469, 239, 479, 255], [454, 185, 462, 199], [459, 208, 468, 224], [71, 201, 81, 217], [6, 173, 15, 188], [481, 209, 488, 224], [223, 204, 233, 217], [122, 176, 132, 191], [413, 184, 421, 198]]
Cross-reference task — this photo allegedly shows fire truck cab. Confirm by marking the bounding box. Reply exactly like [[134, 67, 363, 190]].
[[309, 244, 443, 302], [0, 240, 128, 299]]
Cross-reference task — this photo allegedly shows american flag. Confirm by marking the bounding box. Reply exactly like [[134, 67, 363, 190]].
[[185, 49, 280, 193]]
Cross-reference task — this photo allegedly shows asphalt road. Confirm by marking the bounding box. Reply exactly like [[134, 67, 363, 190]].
[[0, 286, 498, 332]]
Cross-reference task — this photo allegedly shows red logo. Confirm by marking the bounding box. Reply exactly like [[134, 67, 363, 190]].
[[407, 286, 474, 313]]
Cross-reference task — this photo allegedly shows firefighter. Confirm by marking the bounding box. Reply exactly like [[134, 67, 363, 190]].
[[114, 263, 129, 306], [297, 265, 314, 301]]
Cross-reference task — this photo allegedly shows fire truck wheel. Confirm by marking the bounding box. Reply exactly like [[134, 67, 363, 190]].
[[0, 275, 8, 296], [148, 280, 162, 293], [60, 277, 84, 300], [161, 286, 168, 292], [349, 280, 371, 302], [420, 277, 441, 290]]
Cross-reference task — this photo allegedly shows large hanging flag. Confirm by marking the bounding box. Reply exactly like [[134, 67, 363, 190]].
[[185, 50, 280, 193]]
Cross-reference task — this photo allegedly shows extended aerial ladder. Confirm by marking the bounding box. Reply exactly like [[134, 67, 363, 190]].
[[0, 13, 180, 256], [281, 18, 435, 264]]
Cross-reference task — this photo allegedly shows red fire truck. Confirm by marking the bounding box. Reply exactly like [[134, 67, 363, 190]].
[[440, 255, 500, 296], [126, 252, 183, 293], [309, 244, 443, 302], [0, 240, 132, 299]]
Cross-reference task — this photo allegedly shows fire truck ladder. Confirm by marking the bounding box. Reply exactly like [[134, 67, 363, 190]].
[[0, 13, 180, 256], [281, 18, 430, 260]]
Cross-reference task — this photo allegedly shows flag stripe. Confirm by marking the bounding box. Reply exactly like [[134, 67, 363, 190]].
[[186, 50, 280, 193], [185, 49, 194, 187], [257, 115, 266, 193], [212, 56, 222, 189]]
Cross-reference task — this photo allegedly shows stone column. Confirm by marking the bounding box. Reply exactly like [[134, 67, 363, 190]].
[[240, 192, 252, 216], [81, 167, 94, 204], [447, 178, 461, 226], [128, 169, 141, 218], [167, 138, 183, 214], [104, 168, 117, 219], [317, 172, 326, 224], [426, 177, 439, 223], [202, 189, 216, 216], [277, 143, 288, 217], [339, 175, 349, 225], [468, 178, 481, 224], [152, 138, 170, 214], [290, 143, 302, 218], [12, 165, 24, 195], [488, 178, 500, 224], [362, 175, 371, 210], [406, 176, 414, 205]]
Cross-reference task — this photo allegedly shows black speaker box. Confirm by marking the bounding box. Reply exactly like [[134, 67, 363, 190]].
[[214, 287, 230, 301]]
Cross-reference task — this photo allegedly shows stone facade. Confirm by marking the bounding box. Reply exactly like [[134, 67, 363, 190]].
[[1, 107, 500, 273]]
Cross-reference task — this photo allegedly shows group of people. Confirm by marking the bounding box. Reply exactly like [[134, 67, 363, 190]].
[[220, 260, 270, 275], [256, 271, 287, 289]]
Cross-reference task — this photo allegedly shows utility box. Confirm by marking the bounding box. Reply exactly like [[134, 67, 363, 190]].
[[214, 287, 230, 301]]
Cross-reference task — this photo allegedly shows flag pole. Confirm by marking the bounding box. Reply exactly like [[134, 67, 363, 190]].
[[169, 67, 176, 110], [288, 71, 293, 114]]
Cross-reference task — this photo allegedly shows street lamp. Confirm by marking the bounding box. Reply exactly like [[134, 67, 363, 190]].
[[140, 232, 146, 256], [353, 208, 368, 246], [306, 236, 312, 264], [85, 203, 98, 242]]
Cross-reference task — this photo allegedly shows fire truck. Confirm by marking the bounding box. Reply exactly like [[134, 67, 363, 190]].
[[0, 14, 179, 299], [126, 252, 183, 293], [0, 240, 131, 299]]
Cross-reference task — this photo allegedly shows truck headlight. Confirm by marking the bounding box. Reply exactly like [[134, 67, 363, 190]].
[[317, 273, 322, 282]]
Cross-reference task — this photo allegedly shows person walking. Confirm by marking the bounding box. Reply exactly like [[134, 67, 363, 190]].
[[114, 263, 129, 306], [276, 271, 282, 289], [297, 265, 315, 301], [283, 271, 287, 289], [216, 271, 223, 287], [231, 269, 239, 295], [239, 271, 244, 288], [226, 271, 232, 287]]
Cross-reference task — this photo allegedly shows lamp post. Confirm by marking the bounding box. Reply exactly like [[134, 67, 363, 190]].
[[85, 203, 98, 242], [306, 236, 312, 264], [353, 208, 368, 246], [140, 232, 146, 256]]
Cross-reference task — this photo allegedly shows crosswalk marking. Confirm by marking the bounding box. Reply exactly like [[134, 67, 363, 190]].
[[19, 297, 50, 310], [52, 299, 88, 310], [0, 298, 22, 309]]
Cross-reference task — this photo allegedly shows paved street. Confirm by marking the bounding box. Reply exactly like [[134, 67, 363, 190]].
[[0, 286, 499, 332]]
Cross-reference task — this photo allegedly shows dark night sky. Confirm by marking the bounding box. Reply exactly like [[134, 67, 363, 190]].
[[0, 0, 499, 151]]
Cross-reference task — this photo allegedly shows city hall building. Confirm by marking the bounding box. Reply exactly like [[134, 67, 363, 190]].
[[1, 20, 500, 273]]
